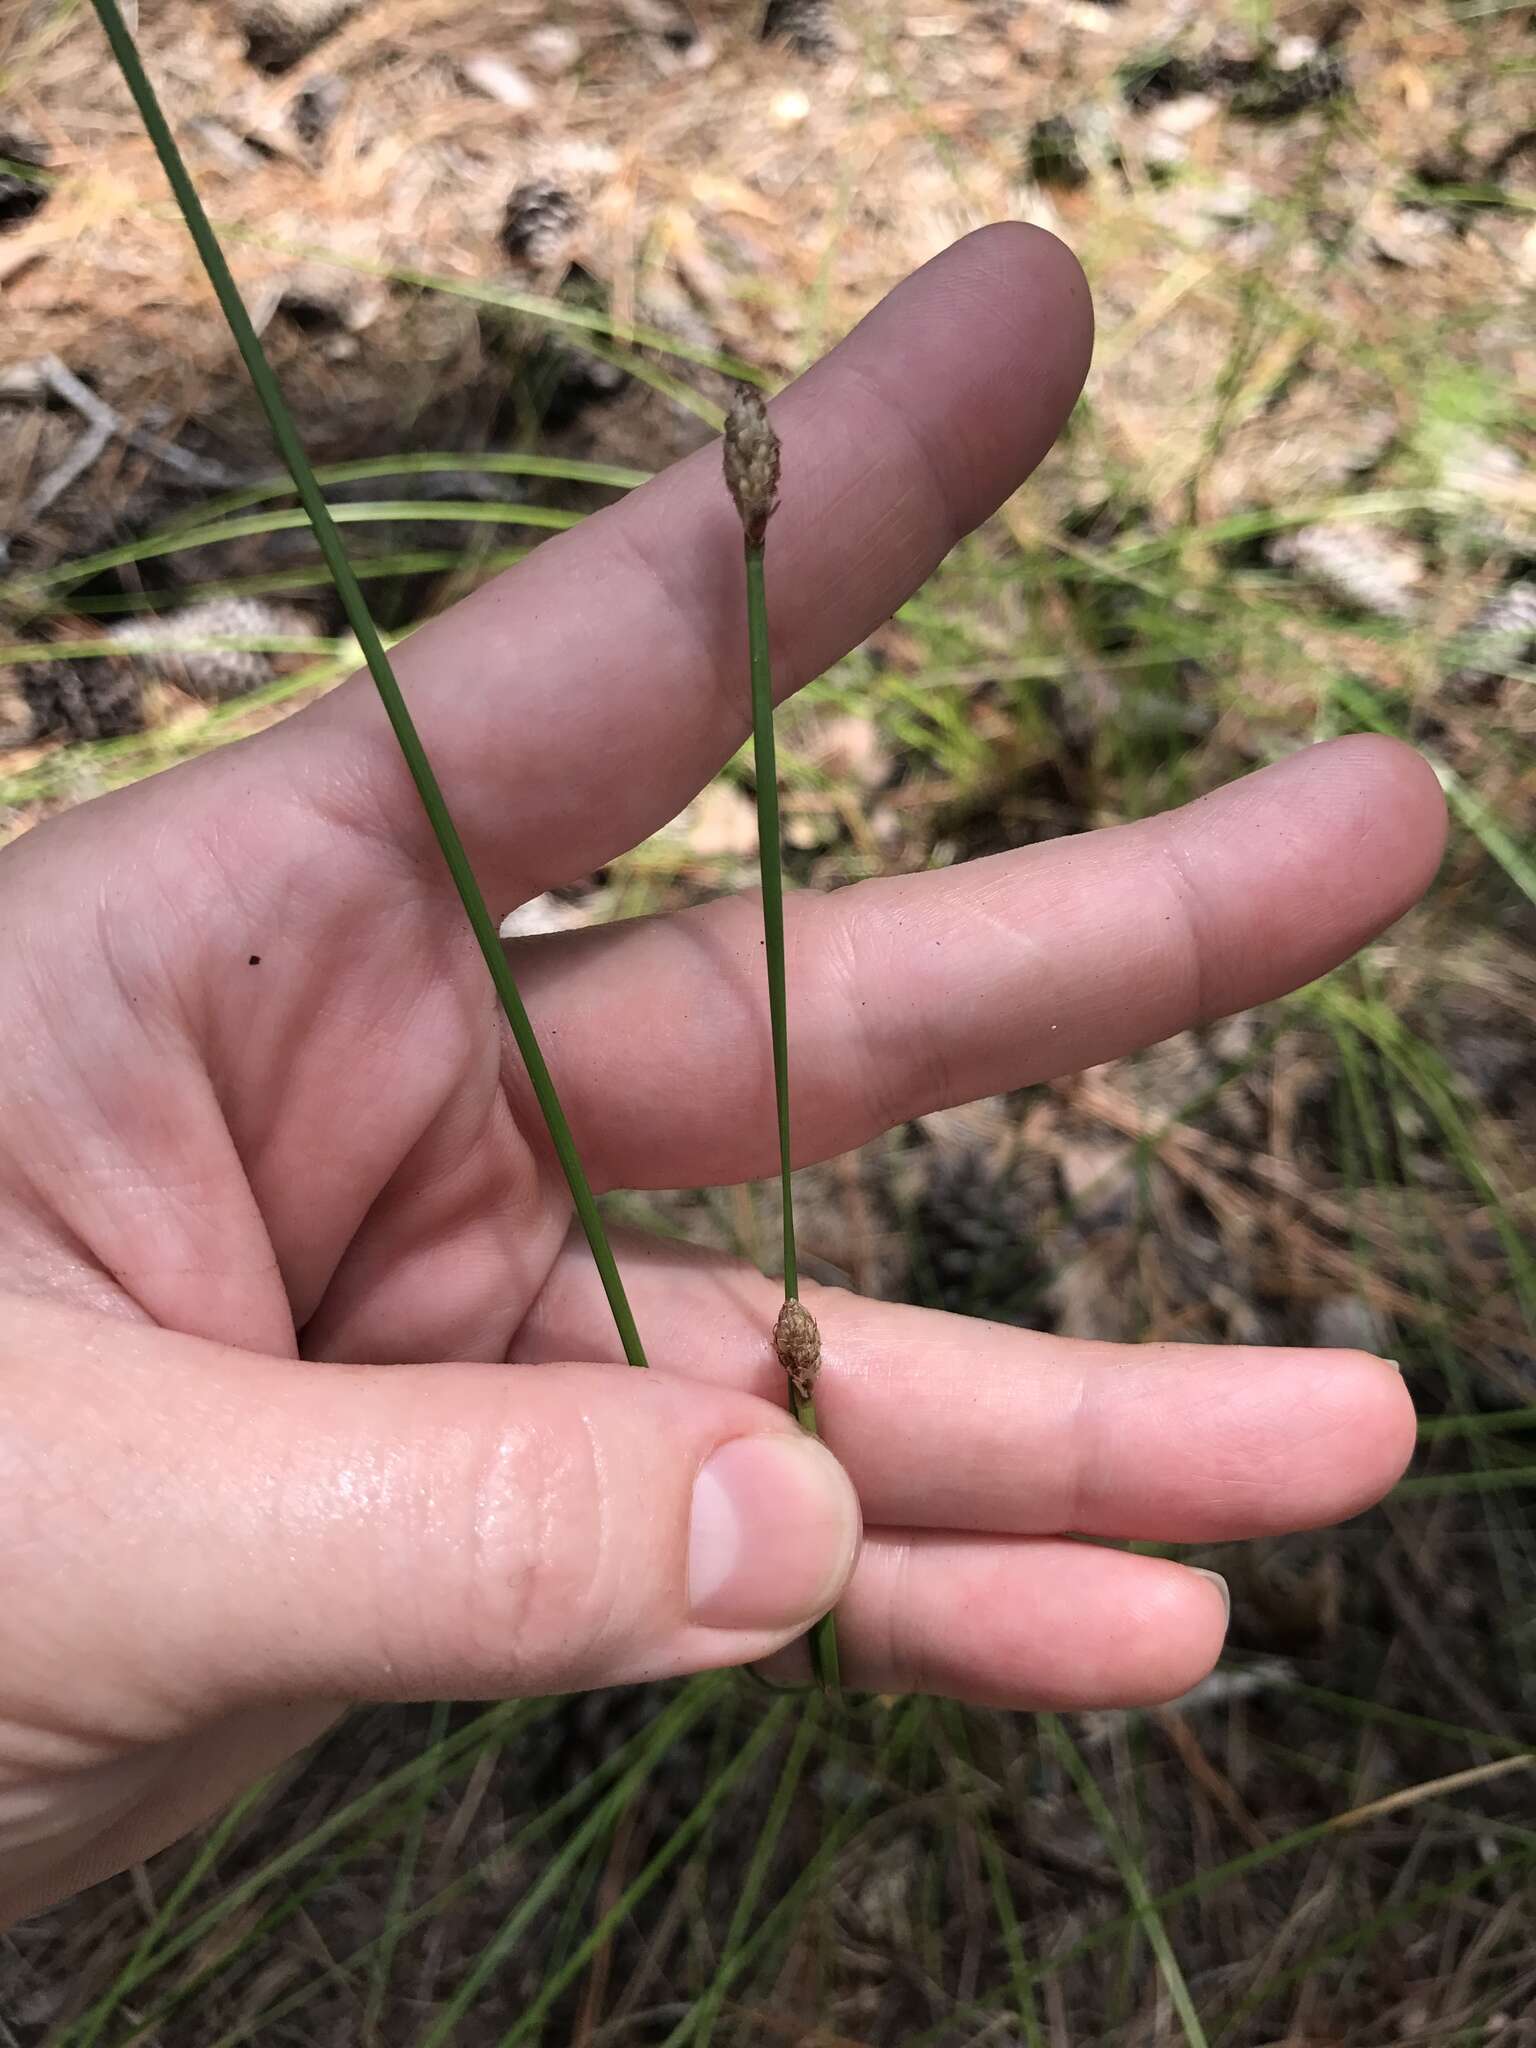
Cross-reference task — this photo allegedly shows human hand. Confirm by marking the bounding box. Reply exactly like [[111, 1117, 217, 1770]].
[[0, 226, 1444, 1923]]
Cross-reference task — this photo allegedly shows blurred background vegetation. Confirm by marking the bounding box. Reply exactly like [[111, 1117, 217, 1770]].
[[2, 0, 1534, 2040]]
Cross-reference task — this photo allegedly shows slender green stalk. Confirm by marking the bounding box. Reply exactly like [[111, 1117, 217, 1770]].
[[156, 450, 649, 532], [1045, 1715, 1209, 2048], [491, 1698, 794, 2048], [725, 389, 841, 1695], [90, 0, 646, 1369], [9, 498, 580, 606], [744, 546, 799, 1305], [364, 1697, 449, 2040], [58, 548, 534, 613], [693, 1696, 822, 2047]]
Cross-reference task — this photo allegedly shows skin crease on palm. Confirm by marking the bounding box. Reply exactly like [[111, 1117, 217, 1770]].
[[0, 224, 1446, 1925]]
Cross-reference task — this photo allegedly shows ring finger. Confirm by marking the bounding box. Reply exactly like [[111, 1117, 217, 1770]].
[[757, 1531, 1232, 1708]]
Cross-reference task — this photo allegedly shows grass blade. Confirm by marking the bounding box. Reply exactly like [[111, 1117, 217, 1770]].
[[490, 1697, 794, 2048], [745, 543, 799, 1305], [1046, 1714, 1209, 2048], [693, 1694, 823, 2046], [89, 0, 646, 1370], [5, 499, 582, 610]]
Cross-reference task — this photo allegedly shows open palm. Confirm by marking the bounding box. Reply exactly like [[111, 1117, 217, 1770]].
[[0, 227, 1442, 1922]]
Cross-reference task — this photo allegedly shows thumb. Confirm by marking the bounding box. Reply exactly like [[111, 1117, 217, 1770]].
[[4, 1299, 860, 1719]]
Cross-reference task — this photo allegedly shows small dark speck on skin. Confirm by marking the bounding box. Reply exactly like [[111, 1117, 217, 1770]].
[[248, 954, 261, 966]]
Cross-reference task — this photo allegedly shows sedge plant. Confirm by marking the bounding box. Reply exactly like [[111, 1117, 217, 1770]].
[[91, 0, 845, 1702], [723, 389, 842, 1695], [88, 0, 648, 1373]]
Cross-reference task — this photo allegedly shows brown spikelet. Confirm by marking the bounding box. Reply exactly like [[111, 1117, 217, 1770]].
[[774, 1299, 821, 1403], [723, 386, 781, 548]]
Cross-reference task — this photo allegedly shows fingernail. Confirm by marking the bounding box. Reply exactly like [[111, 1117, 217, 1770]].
[[1190, 1567, 1231, 1629], [1384, 1358, 1404, 1375], [689, 1435, 860, 1630]]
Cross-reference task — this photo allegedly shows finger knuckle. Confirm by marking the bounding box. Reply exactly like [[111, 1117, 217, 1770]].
[[452, 1405, 619, 1694]]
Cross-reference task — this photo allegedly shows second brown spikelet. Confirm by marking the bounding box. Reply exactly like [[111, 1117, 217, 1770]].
[[774, 1299, 821, 1404]]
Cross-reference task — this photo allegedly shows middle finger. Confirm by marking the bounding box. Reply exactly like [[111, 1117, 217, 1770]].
[[505, 736, 1444, 1191]]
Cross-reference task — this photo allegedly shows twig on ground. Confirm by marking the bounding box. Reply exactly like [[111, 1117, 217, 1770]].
[[3, 355, 240, 567]]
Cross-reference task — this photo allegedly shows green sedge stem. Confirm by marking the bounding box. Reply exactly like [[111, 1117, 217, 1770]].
[[91, 0, 647, 1370], [745, 545, 798, 1304], [785, 1392, 842, 1692], [742, 537, 840, 1696]]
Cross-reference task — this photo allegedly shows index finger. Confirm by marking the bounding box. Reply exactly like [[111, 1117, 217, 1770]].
[[282, 225, 1093, 906]]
